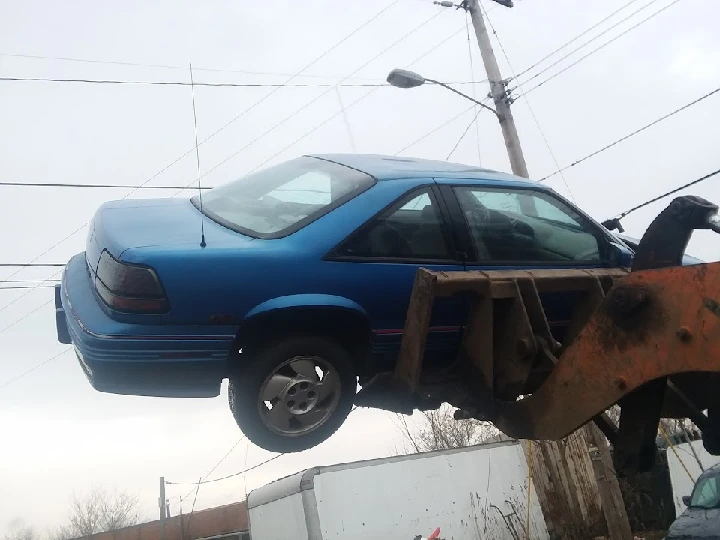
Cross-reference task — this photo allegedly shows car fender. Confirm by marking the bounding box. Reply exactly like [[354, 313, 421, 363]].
[[235, 295, 373, 372], [243, 294, 368, 321]]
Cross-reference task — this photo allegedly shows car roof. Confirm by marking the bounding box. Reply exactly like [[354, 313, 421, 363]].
[[308, 153, 542, 188]]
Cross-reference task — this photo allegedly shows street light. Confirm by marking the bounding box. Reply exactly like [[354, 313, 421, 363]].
[[386, 68, 498, 117]]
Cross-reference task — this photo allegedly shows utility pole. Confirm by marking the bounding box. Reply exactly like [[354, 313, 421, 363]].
[[465, 0, 529, 178], [452, 2, 631, 537], [160, 476, 167, 540]]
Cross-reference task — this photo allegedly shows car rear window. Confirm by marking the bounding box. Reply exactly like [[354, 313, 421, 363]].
[[192, 157, 375, 238]]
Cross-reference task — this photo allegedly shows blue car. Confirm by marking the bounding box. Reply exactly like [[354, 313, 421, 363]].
[[57, 154, 640, 452]]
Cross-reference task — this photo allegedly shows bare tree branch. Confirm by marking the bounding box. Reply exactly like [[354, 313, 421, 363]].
[[394, 404, 505, 454], [50, 486, 142, 540], [4, 520, 36, 540]]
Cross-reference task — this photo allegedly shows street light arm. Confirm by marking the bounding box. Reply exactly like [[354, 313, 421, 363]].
[[425, 78, 498, 117]]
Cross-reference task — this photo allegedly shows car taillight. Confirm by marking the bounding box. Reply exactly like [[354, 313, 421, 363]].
[[94, 250, 169, 313]]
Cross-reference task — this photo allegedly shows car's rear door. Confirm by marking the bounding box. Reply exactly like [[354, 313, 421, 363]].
[[326, 184, 467, 373], [437, 181, 619, 343]]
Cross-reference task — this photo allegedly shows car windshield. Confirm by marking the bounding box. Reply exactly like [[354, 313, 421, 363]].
[[193, 156, 375, 237], [690, 476, 720, 509]]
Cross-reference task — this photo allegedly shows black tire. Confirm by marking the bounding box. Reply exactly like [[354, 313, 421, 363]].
[[228, 334, 357, 453]]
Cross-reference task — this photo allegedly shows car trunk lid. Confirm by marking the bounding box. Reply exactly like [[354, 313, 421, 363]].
[[86, 198, 253, 273]]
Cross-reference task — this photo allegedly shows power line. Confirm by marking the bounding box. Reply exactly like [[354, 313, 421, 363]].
[[446, 108, 482, 160], [0, 76, 394, 88], [513, 0, 650, 82], [465, 13, 482, 165], [0, 285, 56, 291], [183, 477, 202, 538], [610, 167, 720, 222], [0, 181, 213, 190], [0, 347, 72, 391], [0, 0, 405, 311], [0, 279, 60, 285], [166, 454, 284, 487], [3, 52, 482, 84], [481, 3, 576, 202], [178, 437, 246, 500], [0, 52, 386, 81], [395, 103, 478, 156], [0, 263, 64, 267], [336, 87, 358, 153], [520, 0, 682, 96], [0, 75, 477, 88], [540, 85, 720, 182], [167, 406, 358, 489], [1, 279, 60, 283]]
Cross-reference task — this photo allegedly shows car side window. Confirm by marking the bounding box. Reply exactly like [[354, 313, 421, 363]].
[[691, 477, 720, 507], [339, 188, 453, 260], [455, 186, 603, 263]]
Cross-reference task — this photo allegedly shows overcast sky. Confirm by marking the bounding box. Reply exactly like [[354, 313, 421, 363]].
[[1, 0, 719, 533]]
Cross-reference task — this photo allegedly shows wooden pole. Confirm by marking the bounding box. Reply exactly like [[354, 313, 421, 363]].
[[584, 424, 633, 539]]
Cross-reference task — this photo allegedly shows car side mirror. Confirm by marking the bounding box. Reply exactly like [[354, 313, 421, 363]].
[[682, 495, 691, 506]]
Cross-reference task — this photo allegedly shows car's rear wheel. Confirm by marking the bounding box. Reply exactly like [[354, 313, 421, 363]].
[[228, 335, 357, 453]]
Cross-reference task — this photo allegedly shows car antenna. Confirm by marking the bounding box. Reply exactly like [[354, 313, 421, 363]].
[[190, 63, 207, 248]]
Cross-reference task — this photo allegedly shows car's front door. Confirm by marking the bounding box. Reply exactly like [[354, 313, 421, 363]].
[[326, 184, 467, 372], [437, 182, 617, 343]]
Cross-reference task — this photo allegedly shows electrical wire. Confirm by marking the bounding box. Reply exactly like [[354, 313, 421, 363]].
[[396, 103, 478, 156], [336, 87, 358, 153], [0, 285, 55, 291], [539, 86, 720, 182], [0, 263, 64, 267], [519, 0, 682, 96], [609, 167, 720, 222], [167, 407, 359, 488], [480, 2, 576, 202], [0, 76, 478, 88], [0, 52, 386, 81], [445, 108, 483, 161], [0, 181, 213, 189], [166, 454, 284, 487], [0, 0, 405, 311], [465, 13, 482, 165], [0, 347, 72, 391], [179, 437, 246, 500], [183, 477, 203, 538], [0, 76, 395, 88], [1, 279, 60, 283], [512, 0, 644, 81], [514, 0, 664, 87]]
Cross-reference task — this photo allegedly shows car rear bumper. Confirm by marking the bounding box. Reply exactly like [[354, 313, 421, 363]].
[[56, 253, 237, 398]]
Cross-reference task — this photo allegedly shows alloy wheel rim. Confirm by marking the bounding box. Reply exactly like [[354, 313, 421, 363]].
[[257, 355, 341, 436]]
